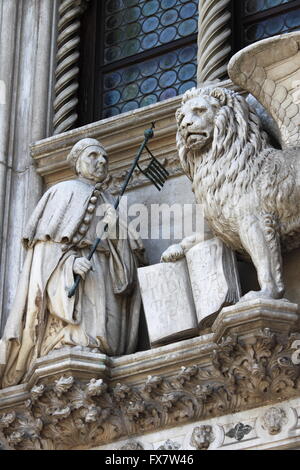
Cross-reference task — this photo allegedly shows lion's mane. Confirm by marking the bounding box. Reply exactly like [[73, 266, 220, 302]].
[[176, 87, 299, 255], [176, 87, 270, 187]]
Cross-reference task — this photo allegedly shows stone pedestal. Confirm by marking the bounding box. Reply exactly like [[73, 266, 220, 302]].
[[212, 298, 300, 343]]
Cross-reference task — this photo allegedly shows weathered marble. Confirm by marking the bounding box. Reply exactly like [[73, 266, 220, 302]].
[[0, 139, 144, 388], [138, 260, 197, 346], [1, 324, 300, 450], [176, 83, 300, 302], [94, 395, 300, 450], [229, 31, 300, 148], [0, 0, 58, 335], [212, 298, 299, 342], [186, 238, 241, 328]]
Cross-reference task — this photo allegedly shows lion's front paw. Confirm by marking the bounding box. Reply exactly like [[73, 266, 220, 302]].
[[160, 244, 185, 263]]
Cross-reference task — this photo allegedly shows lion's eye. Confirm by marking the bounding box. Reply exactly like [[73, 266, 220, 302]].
[[194, 107, 207, 115]]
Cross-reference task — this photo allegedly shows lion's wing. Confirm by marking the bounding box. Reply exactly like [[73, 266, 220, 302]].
[[228, 32, 300, 148]]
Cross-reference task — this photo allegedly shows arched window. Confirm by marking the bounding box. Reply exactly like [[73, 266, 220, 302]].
[[233, 0, 300, 52], [79, 0, 198, 125]]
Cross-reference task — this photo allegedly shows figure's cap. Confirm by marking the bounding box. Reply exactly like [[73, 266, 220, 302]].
[[67, 138, 107, 171]]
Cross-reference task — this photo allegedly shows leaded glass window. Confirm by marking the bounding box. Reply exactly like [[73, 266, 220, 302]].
[[234, 0, 300, 50], [79, 0, 198, 124]]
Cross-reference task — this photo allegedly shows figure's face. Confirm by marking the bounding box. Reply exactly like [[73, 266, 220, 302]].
[[176, 95, 219, 150], [77, 145, 108, 182]]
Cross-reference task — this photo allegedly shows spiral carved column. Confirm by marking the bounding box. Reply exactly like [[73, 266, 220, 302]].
[[53, 0, 88, 135], [197, 0, 232, 84]]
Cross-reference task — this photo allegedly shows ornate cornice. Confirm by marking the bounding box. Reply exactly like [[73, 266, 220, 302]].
[[31, 79, 240, 189], [1, 330, 300, 450]]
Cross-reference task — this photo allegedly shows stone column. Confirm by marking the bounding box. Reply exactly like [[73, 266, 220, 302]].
[[53, 0, 89, 134], [197, 0, 232, 84], [0, 0, 59, 333]]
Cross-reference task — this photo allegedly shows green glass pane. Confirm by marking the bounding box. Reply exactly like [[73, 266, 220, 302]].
[[141, 95, 158, 107], [105, 46, 121, 62], [123, 6, 141, 23], [124, 23, 141, 39], [105, 29, 123, 46], [122, 83, 139, 100], [106, 0, 123, 14], [159, 70, 177, 88], [123, 66, 140, 83], [121, 39, 140, 56], [123, 0, 139, 6], [106, 12, 123, 29], [160, 52, 177, 70]]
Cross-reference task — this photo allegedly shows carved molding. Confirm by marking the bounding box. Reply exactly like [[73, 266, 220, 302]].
[[53, 0, 89, 134], [32, 79, 240, 189], [1, 330, 300, 450], [197, 0, 232, 83]]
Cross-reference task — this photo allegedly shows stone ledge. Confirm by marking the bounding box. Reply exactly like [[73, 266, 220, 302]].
[[1, 322, 300, 449], [213, 298, 300, 342]]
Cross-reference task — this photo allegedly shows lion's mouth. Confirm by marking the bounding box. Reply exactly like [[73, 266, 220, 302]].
[[186, 132, 210, 148]]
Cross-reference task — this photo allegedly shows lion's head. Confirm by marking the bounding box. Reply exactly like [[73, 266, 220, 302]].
[[176, 87, 269, 181]]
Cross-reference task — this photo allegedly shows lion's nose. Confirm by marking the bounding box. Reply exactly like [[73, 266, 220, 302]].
[[181, 114, 193, 128]]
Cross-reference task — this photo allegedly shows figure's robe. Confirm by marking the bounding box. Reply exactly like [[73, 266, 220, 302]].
[[0, 180, 144, 388]]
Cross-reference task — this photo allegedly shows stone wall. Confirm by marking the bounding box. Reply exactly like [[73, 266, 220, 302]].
[[0, 0, 58, 333]]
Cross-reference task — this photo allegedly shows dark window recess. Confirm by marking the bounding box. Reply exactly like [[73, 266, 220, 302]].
[[79, 0, 198, 125], [232, 0, 300, 53]]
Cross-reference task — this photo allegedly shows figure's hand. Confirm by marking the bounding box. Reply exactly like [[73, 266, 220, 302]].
[[160, 244, 185, 263], [73, 257, 93, 279], [103, 206, 117, 237]]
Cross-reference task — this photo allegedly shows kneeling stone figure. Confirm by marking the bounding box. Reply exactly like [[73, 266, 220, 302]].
[[0, 138, 145, 388]]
